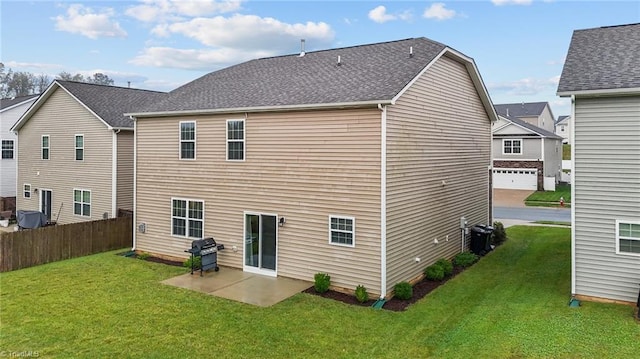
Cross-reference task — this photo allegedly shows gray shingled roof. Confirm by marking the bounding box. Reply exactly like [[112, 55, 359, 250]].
[[0, 94, 38, 111], [556, 115, 569, 125], [494, 102, 548, 118], [499, 115, 563, 140], [558, 23, 640, 93], [57, 81, 166, 128], [136, 38, 448, 114]]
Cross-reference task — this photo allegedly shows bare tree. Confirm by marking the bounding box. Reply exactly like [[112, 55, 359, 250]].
[[35, 73, 52, 93], [86, 72, 114, 85], [57, 71, 85, 82]]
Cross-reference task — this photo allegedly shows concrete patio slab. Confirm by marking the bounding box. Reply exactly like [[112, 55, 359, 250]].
[[161, 267, 312, 307]]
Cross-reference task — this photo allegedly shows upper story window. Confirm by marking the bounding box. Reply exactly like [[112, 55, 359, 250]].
[[329, 215, 355, 247], [75, 135, 84, 161], [502, 139, 522, 155], [23, 184, 31, 198], [42, 135, 50, 160], [227, 119, 245, 161], [616, 220, 640, 256], [172, 198, 204, 238], [1, 140, 14, 159], [180, 121, 196, 160], [73, 189, 91, 217]]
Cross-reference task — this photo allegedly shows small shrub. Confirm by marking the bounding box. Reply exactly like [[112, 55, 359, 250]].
[[394, 281, 413, 300], [314, 272, 331, 293], [137, 252, 150, 260], [424, 264, 445, 281], [435, 258, 453, 276], [491, 221, 507, 245], [355, 285, 369, 303], [183, 256, 201, 270], [453, 252, 478, 268]]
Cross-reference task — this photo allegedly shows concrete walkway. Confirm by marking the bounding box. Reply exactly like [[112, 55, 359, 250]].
[[162, 267, 312, 307]]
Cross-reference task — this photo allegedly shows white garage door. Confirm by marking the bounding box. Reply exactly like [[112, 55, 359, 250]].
[[493, 168, 537, 190]]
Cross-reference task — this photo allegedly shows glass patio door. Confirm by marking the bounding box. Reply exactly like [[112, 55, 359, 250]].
[[40, 190, 52, 221], [244, 213, 277, 275]]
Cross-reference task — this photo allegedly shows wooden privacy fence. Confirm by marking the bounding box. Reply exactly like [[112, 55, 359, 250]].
[[0, 216, 132, 272]]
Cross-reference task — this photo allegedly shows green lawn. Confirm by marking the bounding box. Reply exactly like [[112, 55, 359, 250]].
[[526, 183, 571, 206], [2, 226, 638, 358], [563, 144, 571, 160]]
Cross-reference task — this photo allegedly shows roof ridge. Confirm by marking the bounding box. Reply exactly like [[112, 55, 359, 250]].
[[56, 79, 166, 94]]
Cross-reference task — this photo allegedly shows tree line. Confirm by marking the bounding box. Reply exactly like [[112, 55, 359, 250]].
[[0, 63, 115, 98]]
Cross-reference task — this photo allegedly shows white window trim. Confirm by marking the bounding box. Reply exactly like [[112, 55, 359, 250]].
[[75, 134, 84, 161], [502, 138, 522, 155], [171, 197, 205, 239], [615, 219, 640, 257], [23, 183, 31, 199], [179, 121, 196, 160], [73, 188, 91, 217], [42, 135, 50, 160], [226, 119, 245, 162], [328, 215, 355, 248], [1, 139, 14, 159]]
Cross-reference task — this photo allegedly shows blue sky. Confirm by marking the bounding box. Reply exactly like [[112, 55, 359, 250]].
[[1, 1, 639, 117]]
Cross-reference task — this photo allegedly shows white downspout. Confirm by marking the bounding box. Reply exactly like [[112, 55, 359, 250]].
[[570, 95, 576, 296], [111, 130, 119, 218], [132, 118, 137, 251], [379, 103, 387, 299]]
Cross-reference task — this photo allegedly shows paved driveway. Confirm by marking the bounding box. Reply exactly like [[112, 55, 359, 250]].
[[493, 189, 534, 208]]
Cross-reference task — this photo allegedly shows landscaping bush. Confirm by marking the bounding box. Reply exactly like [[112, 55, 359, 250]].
[[453, 252, 478, 268], [355, 285, 369, 303], [435, 258, 453, 276], [183, 256, 201, 270], [491, 221, 507, 245], [314, 272, 331, 293], [137, 252, 150, 260], [424, 264, 445, 281], [394, 281, 413, 300]]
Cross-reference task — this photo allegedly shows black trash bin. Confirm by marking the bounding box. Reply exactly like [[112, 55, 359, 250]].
[[470, 225, 494, 256]]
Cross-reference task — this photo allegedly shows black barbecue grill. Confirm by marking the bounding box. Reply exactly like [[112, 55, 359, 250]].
[[185, 237, 223, 276]]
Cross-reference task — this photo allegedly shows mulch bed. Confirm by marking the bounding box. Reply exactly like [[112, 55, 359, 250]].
[[304, 266, 467, 311]]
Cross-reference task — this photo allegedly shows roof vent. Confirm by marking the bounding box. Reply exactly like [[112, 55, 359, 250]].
[[299, 39, 306, 57], [409, 46, 413, 58], [506, 108, 509, 117], [337, 55, 341, 66]]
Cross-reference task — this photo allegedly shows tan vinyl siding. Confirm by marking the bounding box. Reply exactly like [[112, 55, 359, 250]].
[[135, 109, 382, 294], [492, 136, 541, 160], [116, 130, 134, 211], [16, 87, 113, 224], [573, 95, 640, 302], [385, 54, 491, 289]]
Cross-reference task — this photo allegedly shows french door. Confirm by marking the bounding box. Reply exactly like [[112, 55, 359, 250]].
[[244, 213, 277, 276]]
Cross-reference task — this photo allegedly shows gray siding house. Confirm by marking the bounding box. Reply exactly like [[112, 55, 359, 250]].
[[558, 23, 640, 304], [11, 80, 165, 224], [129, 38, 498, 298]]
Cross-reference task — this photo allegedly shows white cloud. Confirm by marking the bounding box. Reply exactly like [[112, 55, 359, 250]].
[[161, 14, 334, 52], [491, 0, 533, 6], [488, 76, 559, 96], [129, 47, 274, 70], [368, 6, 397, 23], [126, 0, 242, 22], [423, 3, 457, 21], [4, 61, 65, 72], [53, 4, 127, 39]]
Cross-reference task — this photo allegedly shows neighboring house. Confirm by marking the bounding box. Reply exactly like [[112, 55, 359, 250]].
[[11, 80, 165, 224], [0, 95, 38, 213], [494, 102, 556, 133], [555, 115, 572, 144], [557, 23, 640, 304], [129, 38, 498, 298], [491, 111, 563, 191]]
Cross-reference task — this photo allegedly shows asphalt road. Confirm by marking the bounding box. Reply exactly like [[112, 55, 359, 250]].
[[493, 206, 570, 222]]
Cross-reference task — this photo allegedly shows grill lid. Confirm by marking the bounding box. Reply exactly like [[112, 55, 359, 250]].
[[191, 237, 217, 250]]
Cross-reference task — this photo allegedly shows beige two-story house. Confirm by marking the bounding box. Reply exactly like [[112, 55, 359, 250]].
[[129, 38, 498, 298], [11, 80, 165, 224]]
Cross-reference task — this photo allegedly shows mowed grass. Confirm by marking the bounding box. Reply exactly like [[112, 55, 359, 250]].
[[1, 226, 638, 358], [526, 183, 571, 205]]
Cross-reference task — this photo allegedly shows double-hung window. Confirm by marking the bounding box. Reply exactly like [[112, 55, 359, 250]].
[[616, 220, 640, 255], [329, 216, 355, 247], [73, 189, 91, 217], [226, 119, 245, 161], [42, 135, 50, 160], [180, 121, 196, 159], [75, 135, 84, 161], [172, 199, 204, 238], [24, 184, 31, 198], [1, 140, 14, 159], [503, 139, 522, 154]]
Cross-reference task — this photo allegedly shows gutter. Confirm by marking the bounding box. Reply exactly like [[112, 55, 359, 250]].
[[126, 100, 391, 119]]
